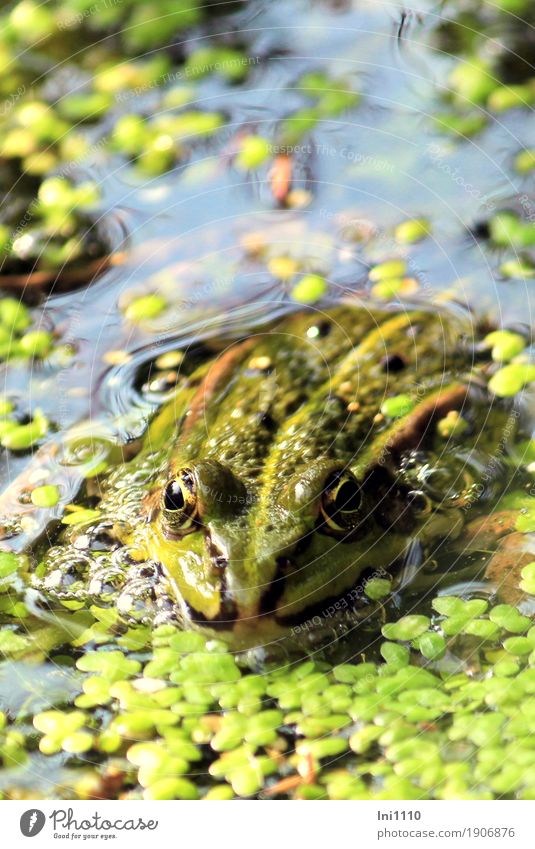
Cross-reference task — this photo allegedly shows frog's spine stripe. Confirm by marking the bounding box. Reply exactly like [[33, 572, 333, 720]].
[[179, 337, 256, 439]]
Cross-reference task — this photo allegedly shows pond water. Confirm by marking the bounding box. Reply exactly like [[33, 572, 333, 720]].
[[0, 0, 535, 800]]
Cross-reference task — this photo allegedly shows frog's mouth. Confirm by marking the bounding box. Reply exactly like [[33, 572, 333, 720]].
[[174, 528, 412, 635], [180, 568, 239, 630]]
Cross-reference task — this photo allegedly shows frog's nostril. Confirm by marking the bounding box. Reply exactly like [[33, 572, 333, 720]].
[[207, 536, 228, 572]]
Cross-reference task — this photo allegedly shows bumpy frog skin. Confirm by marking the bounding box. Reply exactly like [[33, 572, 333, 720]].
[[16, 304, 515, 643]]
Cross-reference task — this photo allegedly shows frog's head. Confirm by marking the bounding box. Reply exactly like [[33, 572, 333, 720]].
[[139, 453, 458, 640]]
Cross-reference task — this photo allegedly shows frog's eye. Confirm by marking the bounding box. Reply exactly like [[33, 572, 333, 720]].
[[161, 470, 199, 534], [320, 471, 362, 532]]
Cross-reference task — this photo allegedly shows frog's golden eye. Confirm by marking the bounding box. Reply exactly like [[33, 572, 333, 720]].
[[320, 471, 362, 532], [162, 469, 199, 534]]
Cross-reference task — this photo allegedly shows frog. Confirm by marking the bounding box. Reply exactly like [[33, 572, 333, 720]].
[[0, 301, 528, 646]]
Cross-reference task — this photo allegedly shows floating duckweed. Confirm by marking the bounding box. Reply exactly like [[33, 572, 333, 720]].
[[62, 731, 94, 754], [437, 410, 469, 439], [394, 218, 430, 244], [500, 258, 535, 279], [1, 410, 49, 450], [369, 259, 407, 282], [489, 605, 531, 633], [364, 577, 392, 600], [489, 363, 535, 397], [516, 506, 535, 533], [291, 274, 328, 304], [9, 0, 55, 42], [58, 91, 113, 123], [204, 785, 235, 800], [448, 58, 496, 105], [515, 149, 535, 174], [124, 294, 168, 323], [503, 637, 534, 656], [488, 83, 535, 112], [61, 506, 101, 526], [19, 579, 535, 799], [235, 136, 271, 170], [75, 676, 112, 709], [382, 615, 430, 641], [0, 551, 20, 580], [268, 256, 299, 281], [416, 632, 446, 660], [520, 561, 535, 594], [0, 631, 29, 653], [462, 619, 500, 640], [489, 211, 535, 249], [185, 47, 251, 83], [380, 642, 410, 667], [77, 650, 141, 681], [111, 114, 149, 156], [484, 330, 526, 362], [381, 394, 415, 418], [38, 176, 100, 213], [298, 72, 359, 116], [371, 277, 402, 299], [373, 276, 419, 300], [144, 778, 199, 800], [433, 596, 488, 617], [296, 737, 348, 760], [349, 725, 383, 754], [33, 710, 92, 755], [434, 111, 487, 137], [30, 484, 60, 508], [0, 299, 30, 332]]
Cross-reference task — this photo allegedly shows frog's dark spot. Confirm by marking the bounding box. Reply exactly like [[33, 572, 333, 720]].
[[257, 412, 276, 431], [293, 534, 312, 556], [259, 557, 288, 614], [381, 353, 406, 372], [284, 394, 307, 415]]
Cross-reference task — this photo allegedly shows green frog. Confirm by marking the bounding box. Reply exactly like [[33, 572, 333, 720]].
[[0, 302, 524, 645]]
